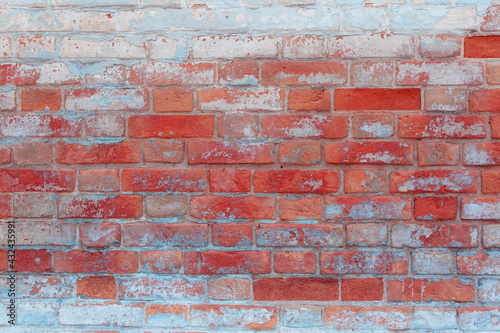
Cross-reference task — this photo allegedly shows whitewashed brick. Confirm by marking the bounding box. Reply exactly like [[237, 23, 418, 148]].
[[193, 36, 279, 59]]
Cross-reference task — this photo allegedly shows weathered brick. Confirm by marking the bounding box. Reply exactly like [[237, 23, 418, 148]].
[[153, 88, 193, 112], [193, 36, 279, 59], [397, 61, 483, 85], [122, 168, 207, 192], [59, 195, 142, 219], [414, 196, 458, 220], [76, 11, 116, 32], [185, 251, 271, 274], [84, 115, 125, 137], [351, 61, 393, 86], [198, 87, 284, 111], [54, 250, 139, 273], [145, 304, 187, 327], [424, 87, 467, 112], [0, 222, 75, 246], [129, 115, 214, 138], [326, 142, 413, 165], [321, 251, 408, 274], [387, 277, 475, 302], [218, 61, 259, 85], [79, 223, 121, 248], [254, 170, 340, 193], [344, 169, 385, 193], [189, 305, 277, 330], [279, 197, 322, 220], [13, 194, 57, 218], [0, 196, 11, 218], [459, 307, 500, 331], [58, 303, 144, 327], [478, 278, 500, 302], [412, 250, 456, 274], [419, 34, 461, 58], [188, 141, 275, 164], [145, 195, 187, 218], [464, 143, 500, 165], [208, 278, 250, 300], [254, 278, 339, 301], [0, 89, 15, 111], [123, 223, 208, 247], [334, 88, 421, 111], [325, 306, 411, 330], [0, 36, 11, 58], [481, 6, 500, 31], [458, 251, 500, 275], [212, 223, 253, 247], [143, 139, 184, 164], [346, 223, 387, 247], [262, 61, 347, 85], [118, 276, 204, 300], [21, 88, 61, 111], [392, 224, 479, 248], [470, 89, 500, 112], [465, 36, 500, 58], [65, 88, 148, 111], [484, 225, 500, 248], [14, 142, 52, 165], [399, 115, 486, 138], [263, 115, 348, 138], [325, 196, 411, 220], [129, 62, 215, 85], [191, 195, 276, 220], [283, 36, 323, 59], [279, 141, 321, 165], [140, 251, 182, 273], [487, 62, 500, 85], [62, 37, 145, 58], [0, 115, 81, 137], [0, 169, 75, 192], [327, 34, 414, 58], [288, 89, 330, 111], [56, 141, 140, 164], [217, 113, 259, 138], [390, 170, 478, 193], [418, 142, 459, 166], [352, 114, 394, 138], [342, 278, 383, 301], [209, 169, 251, 192], [257, 224, 343, 247], [78, 169, 119, 192], [77, 276, 117, 299], [274, 251, 316, 274]]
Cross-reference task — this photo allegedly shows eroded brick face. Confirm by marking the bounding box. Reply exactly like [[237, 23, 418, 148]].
[[1, 1, 499, 331]]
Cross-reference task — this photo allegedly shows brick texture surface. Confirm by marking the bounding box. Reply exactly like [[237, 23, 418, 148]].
[[1, 0, 500, 331]]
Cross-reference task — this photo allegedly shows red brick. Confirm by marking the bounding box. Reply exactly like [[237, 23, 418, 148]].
[[351, 61, 393, 86], [465, 36, 500, 58], [209, 169, 251, 193], [218, 61, 259, 85], [279, 141, 321, 165], [342, 278, 383, 301], [0, 196, 11, 218], [274, 251, 316, 274], [56, 141, 140, 164], [254, 170, 340, 193], [122, 168, 207, 192], [458, 251, 500, 275], [470, 89, 500, 111], [140, 251, 182, 273], [321, 251, 408, 274], [78, 169, 119, 192], [185, 251, 271, 274], [208, 278, 250, 300], [188, 141, 275, 164], [334, 88, 420, 111], [54, 250, 139, 273], [129, 62, 215, 85], [493, 115, 500, 137], [392, 224, 479, 248], [65, 88, 149, 111], [85, 115, 125, 137], [198, 87, 284, 111], [256, 224, 343, 247], [387, 277, 475, 302], [263, 115, 348, 138], [0, 115, 81, 137], [397, 61, 483, 85], [325, 196, 411, 220], [143, 139, 184, 163], [153, 88, 193, 112], [123, 223, 208, 247], [217, 114, 258, 138], [15, 250, 51, 272], [419, 34, 461, 58], [77, 276, 117, 299], [212, 223, 253, 247], [279, 197, 322, 220], [352, 114, 394, 138], [399, 115, 486, 138], [190, 305, 276, 330], [418, 142, 459, 166], [414, 196, 457, 220], [59, 195, 142, 219], [288, 89, 330, 111], [481, 6, 500, 31], [325, 142, 413, 165], [21, 88, 61, 111], [0, 169, 75, 192], [487, 62, 500, 84], [0, 63, 40, 85], [79, 223, 121, 248], [191, 196, 276, 220], [0, 146, 10, 164], [344, 169, 386, 193], [254, 278, 339, 301], [0, 250, 6, 271], [325, 306, 411, 330], [482, 171, 500, 193], [14, 142, 52, 165], [262, 61, 347, 85], [346, 223, 387, 247], [390, 170, 477, 193], [129, 115, 214, 138]]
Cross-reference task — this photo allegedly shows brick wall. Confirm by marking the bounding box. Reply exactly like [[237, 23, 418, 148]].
[[1, 0, 500, 331]]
